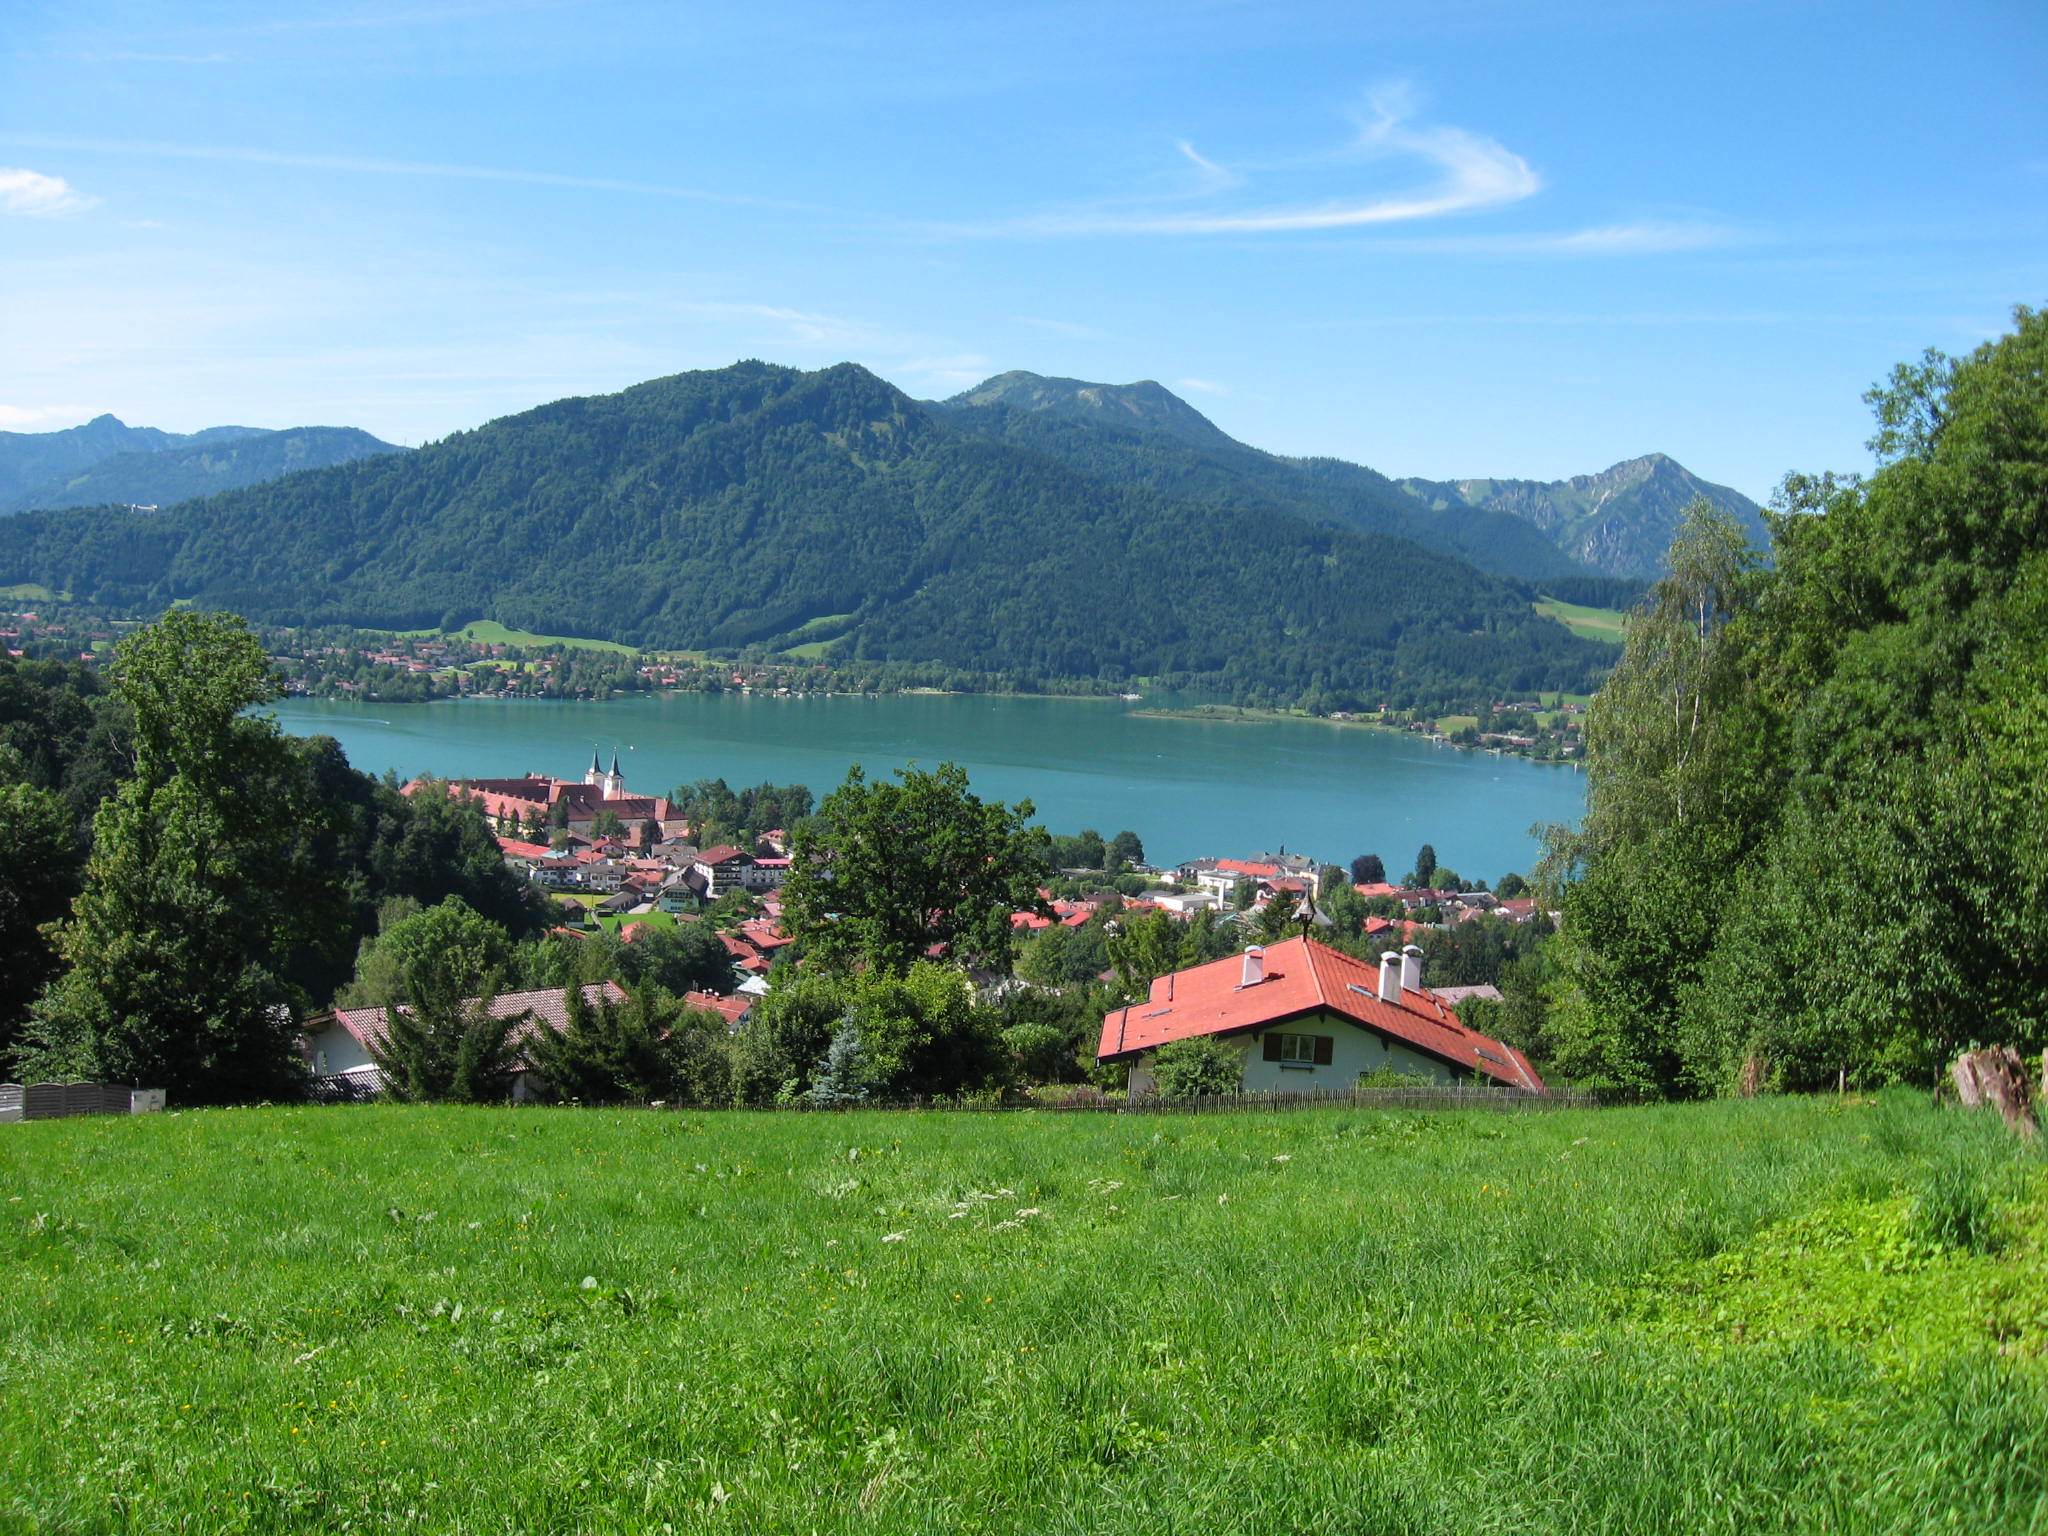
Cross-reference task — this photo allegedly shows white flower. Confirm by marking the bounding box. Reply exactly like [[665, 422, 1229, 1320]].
[[1271, 1154, 1292, 1163], [882, 1231, 908, 1243], [580, 1276, 599, 1289], [947, 1212, 967, 1220], [1014, 1208, 1043, 1218]]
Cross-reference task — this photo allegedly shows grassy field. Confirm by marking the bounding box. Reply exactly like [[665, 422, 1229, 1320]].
[[2, 1096, 2043, 1533], [1534, 598, 1631, 643]]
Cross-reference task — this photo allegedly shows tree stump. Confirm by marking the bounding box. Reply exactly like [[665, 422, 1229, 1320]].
[[1952, 1046, 2039, 1141], [1738, 1054, 1764, 1098]]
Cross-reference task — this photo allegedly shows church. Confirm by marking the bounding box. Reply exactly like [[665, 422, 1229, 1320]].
[[410, 748, 682, 845]]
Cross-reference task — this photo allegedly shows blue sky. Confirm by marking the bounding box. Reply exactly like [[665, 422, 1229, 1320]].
[[2, 0, 2042, 501]]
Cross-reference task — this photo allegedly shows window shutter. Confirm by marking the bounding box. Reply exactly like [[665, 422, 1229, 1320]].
[[1313, 1036, 1334, 1066], [1263, 1034, 1282, 1062]]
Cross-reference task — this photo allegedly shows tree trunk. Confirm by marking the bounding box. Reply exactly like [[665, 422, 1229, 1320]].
[[1953, 1046, 2038, 1140]]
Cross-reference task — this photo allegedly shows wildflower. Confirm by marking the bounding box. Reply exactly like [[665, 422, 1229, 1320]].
[[882, 1232, 907, 1243], [1014, 1208, 1043, 1218], [1271, 1154, 1291, 1163], [1217, 1194, 1229, 1205], [580, 1276, 598, 1290]]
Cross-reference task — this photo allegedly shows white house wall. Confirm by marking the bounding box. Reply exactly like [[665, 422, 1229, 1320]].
[[1129, 1009, 1460, 1095]]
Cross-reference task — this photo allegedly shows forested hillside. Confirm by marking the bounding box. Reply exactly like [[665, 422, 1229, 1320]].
[[3, 426, 399, 514], [0, 361, 1614, 708], [1535, 309, 2047, 1094], [934, 372, 1584, 582]]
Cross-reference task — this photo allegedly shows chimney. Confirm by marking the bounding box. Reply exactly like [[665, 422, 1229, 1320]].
[[1400, 944, 1423, 996], [1378, 951, 1402, 1005], [1240, 945, 1265, 988]]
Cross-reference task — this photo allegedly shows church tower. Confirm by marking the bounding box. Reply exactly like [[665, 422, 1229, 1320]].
[[583, 746, 604, 790], [605, 751, 625, 799]]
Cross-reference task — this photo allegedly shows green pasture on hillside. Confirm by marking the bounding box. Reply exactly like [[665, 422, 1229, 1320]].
[[3, 1096, 2043, 1533], [1534, 598, 1630, 643]]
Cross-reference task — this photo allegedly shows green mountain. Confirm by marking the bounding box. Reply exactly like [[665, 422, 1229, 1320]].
[[0, 415, 265, 506], [0, 361, 1614, 707], [932, 372, 1585, 583], [1396, 454, 1770, 578], [3, 426, 401, 515]]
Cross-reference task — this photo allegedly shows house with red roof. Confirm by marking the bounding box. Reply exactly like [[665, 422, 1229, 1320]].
[[1096, 936, 1542, 1096], [303, 981, 631, 1100]]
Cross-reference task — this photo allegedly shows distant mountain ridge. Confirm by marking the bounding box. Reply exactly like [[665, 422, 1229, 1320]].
[[931, 372, 1587, 583], [3, 426, 401, 515], [0, 414, 401, 516], [0, 360, 1614, 708], [1396, 454, 1768, 578], [0, 415, 265, 505]]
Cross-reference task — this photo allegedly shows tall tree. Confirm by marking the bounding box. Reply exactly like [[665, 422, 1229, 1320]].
[[22, 611, 332, 1101], [783, 762, 1048, 975], [1348, 852, 1386, 886]]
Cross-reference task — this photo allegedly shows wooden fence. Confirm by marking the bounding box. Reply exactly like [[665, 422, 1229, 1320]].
[[759, 1083, 1608, 1115]]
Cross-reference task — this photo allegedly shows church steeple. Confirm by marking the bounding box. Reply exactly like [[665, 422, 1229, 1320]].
[[584, 745, 604, 789], [605, 751, 625, 799]]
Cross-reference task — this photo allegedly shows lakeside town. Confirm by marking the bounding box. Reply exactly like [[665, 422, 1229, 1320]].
[[289, 749, 1558, 1106]]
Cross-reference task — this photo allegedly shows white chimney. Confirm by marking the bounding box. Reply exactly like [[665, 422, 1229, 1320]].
[[1400, 944, 1423, 996], [1241, 946, 1265, 987], [1378, 951, 1402, 1005]]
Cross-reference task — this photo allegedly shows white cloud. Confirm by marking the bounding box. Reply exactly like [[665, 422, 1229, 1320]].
[[1176, 377, 1228, 394], [0, 168, 98, 217], [1398, 220, 1729, 255], [1001, 93, 1539, 236]]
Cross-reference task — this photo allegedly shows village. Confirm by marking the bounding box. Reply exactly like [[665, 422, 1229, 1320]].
[[299, 748, 1554, 1105]]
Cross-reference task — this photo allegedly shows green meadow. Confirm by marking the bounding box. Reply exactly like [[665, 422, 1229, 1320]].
[[1534, 598, 1630, 644], [3, 1096, 2042, 1533]]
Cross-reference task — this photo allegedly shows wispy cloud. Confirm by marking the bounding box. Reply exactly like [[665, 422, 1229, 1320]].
[[1388, 220, 1730, 256], [0, 168, 98, 217], [989, 92, 1539, 237], [667, 301, 871, 347], [0, 134, 850, 217], [1176, 377, 1228, 394]]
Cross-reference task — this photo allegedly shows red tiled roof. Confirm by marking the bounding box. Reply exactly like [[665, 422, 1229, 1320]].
[[315, 982, 630, 1057], [1096, 937, 1542, 1090], [696, 845, 748, 865], [1218, 859, 1281, 878], [1354, 882, 1398, 899], [496, 838, 552, 859], [684, 991, 752, 1027]]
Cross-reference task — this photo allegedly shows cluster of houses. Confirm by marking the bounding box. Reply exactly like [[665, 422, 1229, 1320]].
[[309, 764, 1544, 1101]]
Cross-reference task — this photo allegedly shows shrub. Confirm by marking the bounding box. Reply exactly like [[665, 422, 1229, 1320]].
[[1148, 1036, 1243, 1098]]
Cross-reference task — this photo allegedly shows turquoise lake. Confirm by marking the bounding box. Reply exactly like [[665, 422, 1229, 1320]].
[[266, 692, 1586, 883]]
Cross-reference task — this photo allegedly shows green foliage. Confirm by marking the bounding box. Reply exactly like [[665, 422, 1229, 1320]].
[[338, 896, 513, 1012], [1146, 1035, 1245, 1097], [784, 762, 1047, 976], [0, 771, 80, 1059], [729, 962, 1006, 1105], [526, 984, 705, 1105], [369, 991, 524, 1104], [1552, 311, 2048, 1095], [999, 1022, 1069, 1085], [1348, 851, 1386, 885], [1408, 843, 1437, 888], [21, 612, 321, 1102]]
